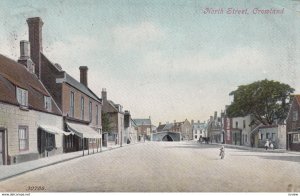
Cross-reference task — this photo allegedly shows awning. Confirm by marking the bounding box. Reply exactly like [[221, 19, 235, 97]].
[[66, 122, 102, 139], [39, 124, 73, 136], [288, 132, 300, 134]]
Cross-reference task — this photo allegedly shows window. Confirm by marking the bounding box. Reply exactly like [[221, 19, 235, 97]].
[[243, 120, 246, 129], [195, 135, 197, 139], [44, 96, 52, 111], [81, 97, 84, 120], [19, 126, 28, 151], [272, 133, 276, 140], [96, 105, 99, 125], [89, 101, 92, 122], [16, 87, 28, 107], [235, 121, 238, 128], [70, 92, 74, 117], [200, 130, 202, 134], [245, 134, 247, 143], [266, 133, 270, 139], [293, 111, 298, 121], [293, 134, 300, 143], [260, 133, 263, 140]]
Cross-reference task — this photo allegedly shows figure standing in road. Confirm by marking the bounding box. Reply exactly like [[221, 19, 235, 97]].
[[219, 145, 225, 159], [270, 142, 274, 150], [265, 139, 269, 150]]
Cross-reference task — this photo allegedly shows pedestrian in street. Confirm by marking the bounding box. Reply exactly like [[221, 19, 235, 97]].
[[265, 139, 269, 150], [270, 142, 274, 150]]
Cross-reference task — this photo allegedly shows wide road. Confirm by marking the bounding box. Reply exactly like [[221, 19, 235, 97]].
[[0, 142, 300, 192]]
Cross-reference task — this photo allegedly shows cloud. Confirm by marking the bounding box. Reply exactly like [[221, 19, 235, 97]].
[[111, 21, 165, 51]]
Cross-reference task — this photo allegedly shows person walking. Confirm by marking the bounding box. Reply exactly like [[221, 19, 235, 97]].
[[219, 146, 225, 159], [265, 139, 269, 150]]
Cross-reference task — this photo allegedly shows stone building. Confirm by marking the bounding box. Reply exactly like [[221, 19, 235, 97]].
[[192, 120, 207, 141], [156, 119, 192, 140]]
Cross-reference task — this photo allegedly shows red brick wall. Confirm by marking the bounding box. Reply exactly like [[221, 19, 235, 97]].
[[62, 83, 101, 127]]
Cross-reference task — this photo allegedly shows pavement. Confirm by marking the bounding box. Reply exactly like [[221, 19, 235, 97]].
[[205, 142, 288, 153], [0, 141, 142, 182]]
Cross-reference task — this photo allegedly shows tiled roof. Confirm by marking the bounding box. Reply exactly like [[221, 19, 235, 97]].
[[65, 73, 100, 102], [133, 119, 151, 126], [295, 95, 300, 106], [0, 54, 61, 115], [157, 124, 166, 131], [41, 54, 101, 103]]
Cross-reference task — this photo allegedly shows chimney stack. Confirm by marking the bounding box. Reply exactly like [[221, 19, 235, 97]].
[[198, 120, 200, 123], [191, 120, 194, 124], [18, 40, 35, 74], [102, 88, 107, 101], [214, 111, 217, 120], [159, 122, 161, 126], [27, 17, 43, 79], [79, 66, 88, 86]]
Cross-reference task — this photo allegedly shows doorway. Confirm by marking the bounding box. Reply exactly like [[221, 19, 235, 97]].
[[0, 129, 6, 165]]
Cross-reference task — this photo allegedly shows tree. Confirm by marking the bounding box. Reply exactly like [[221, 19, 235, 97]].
[[227, 79, 294, 125], [101, 112, 112, 133]]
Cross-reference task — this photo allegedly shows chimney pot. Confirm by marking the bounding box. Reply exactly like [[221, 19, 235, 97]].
[[79, 66, 88, 86], [18, 40, 35, 74], [20, 40, 30, 59], [102, 88, 107, 101]]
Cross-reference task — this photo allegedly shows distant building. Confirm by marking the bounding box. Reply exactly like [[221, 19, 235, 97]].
[[156, 119, 192, 140], [230, 115, 252, 146], [132, 118, 152, 141], [207, 111, 222, 143], [101, 89, 124, 146], [191, 120, 207, 141]]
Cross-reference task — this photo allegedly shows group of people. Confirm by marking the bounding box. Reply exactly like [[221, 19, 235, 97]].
[[264, 139, 274, 150]]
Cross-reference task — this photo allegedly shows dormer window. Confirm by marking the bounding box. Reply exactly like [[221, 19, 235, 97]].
[[16, 87, 28, 107], [44, 96, 52, 111]]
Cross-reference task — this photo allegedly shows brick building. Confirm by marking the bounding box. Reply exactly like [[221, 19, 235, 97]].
[[286, 95, 300, 151], [26, 17, 102, 154]]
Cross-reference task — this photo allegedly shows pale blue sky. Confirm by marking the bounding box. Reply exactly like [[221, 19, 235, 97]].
[[0, 0, 299, 125]]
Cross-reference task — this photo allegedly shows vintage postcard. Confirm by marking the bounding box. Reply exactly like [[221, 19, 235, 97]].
[[0, 0, 299, 194]]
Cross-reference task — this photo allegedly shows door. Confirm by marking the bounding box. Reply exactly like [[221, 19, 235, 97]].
[[0, 131, 3, 165]]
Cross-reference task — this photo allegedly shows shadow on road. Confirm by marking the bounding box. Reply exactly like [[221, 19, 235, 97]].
[[162, 143, 220, 149], [231, 154, 300, 163]]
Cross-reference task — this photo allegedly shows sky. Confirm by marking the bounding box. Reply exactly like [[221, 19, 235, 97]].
[[0, 0, 300, 125]]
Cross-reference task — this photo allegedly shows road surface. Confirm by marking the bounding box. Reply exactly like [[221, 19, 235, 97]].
[[0, 142, 300, 192]]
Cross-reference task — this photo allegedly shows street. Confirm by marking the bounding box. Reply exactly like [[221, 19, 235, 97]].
[[0, 142, 300, 192]]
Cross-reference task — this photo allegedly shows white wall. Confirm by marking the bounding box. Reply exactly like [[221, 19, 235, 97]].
[[0, 102, 63, 157], [232, 115, 252, 146]]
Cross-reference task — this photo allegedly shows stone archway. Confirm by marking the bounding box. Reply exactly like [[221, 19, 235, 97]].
[[162, 135, 174, 141]]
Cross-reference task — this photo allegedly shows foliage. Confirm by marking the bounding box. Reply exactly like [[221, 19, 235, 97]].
[[227, 79, 294, 125], [101, 112, 112, 133]]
